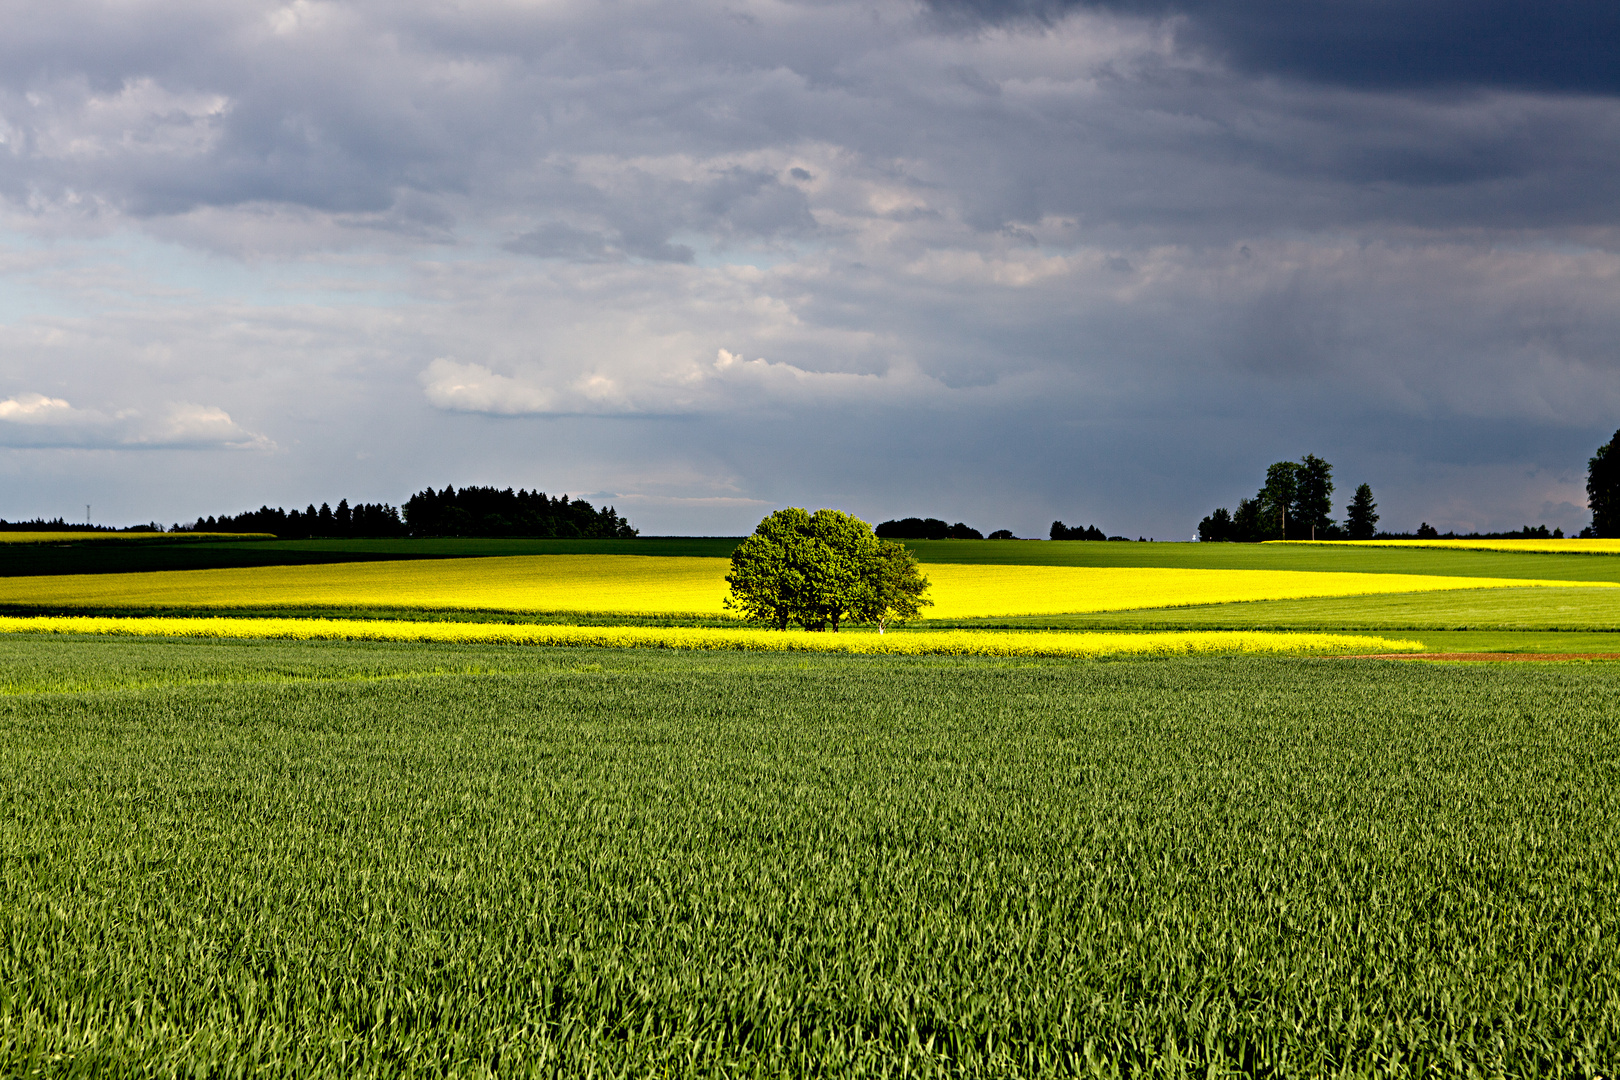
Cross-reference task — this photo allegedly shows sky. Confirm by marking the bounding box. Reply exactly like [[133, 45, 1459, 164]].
[[1, 0, 1617, 538]]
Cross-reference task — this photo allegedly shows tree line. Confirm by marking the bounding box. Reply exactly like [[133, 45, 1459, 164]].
[[179, 485, 638, 539], [0, 519, 162, 533], [1198, 453, 1591, 542], [876, 517, 985, 540]]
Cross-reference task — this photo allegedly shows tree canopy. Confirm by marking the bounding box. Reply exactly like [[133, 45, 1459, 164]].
[[1344, 483, 1379, 540], [176, 485, 637, 539], [1588, 430, 1620, 538], [876, 517, 983, 540], [726, 509, 931, 632], [1050, 521, 1107, 541], [1200, 455, 1346, 541]]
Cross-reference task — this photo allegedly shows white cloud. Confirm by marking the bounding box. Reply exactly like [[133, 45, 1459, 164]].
[[0, 392, 271, 449], [420, 359, 557, 415], [421, 348, 948, 417], [0, 392, 82, 423]]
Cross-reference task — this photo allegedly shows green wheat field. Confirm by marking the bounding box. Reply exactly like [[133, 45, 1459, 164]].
[[3, 536, 1619, 1075]]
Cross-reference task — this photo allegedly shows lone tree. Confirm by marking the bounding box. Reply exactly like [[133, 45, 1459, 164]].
[[1588, 430, 1620, 538], [1344, 483, 1379, 540], [726, 508, 930, 631]]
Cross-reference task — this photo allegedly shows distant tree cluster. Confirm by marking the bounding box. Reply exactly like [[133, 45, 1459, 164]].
[[876, 517, 984, 540], [1049, 521, 1108, 541], [727, 509, 931, 632], [186, 501, 408, 538], [402, 486, 636, 538], [179, 485, 637, 539], [1198, 455, 1362, 541], [0, 519, 160, 533], [1399, 523, 1565, 541]]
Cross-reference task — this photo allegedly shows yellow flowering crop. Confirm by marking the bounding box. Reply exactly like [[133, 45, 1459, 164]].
[[917, 564, 1612, 618], [0, 555, 733, 613], [0, 554, 1607, 617], [1269, 539, 1620, 556], [0, 615, 1421, 658]]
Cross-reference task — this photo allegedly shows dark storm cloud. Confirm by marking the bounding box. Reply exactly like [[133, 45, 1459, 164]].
[[929, 0, 1620, 95]]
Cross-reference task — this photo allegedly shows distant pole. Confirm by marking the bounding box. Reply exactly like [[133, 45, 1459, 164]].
[[86, 504, 91, 526]]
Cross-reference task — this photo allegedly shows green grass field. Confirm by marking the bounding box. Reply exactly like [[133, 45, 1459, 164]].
[[3, 636, 1618, 1075]]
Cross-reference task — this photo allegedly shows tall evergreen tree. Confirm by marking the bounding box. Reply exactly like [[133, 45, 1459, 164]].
[[1344, 483, 1379, 540], [1588, 430, 1620, 538]]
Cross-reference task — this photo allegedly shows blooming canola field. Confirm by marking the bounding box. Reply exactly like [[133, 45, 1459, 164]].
[[0, 616, 1421, 658], [0, 553, 1610, 618]]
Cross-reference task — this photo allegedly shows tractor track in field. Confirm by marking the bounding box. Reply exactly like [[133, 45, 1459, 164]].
[[1345, 652, 1620, 662]]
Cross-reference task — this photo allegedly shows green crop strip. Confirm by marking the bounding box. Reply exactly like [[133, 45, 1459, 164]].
[[2, 637, 1617, 1075]]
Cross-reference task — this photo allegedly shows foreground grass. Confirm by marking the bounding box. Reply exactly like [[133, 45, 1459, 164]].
[[2, 638, 1617, 1076]]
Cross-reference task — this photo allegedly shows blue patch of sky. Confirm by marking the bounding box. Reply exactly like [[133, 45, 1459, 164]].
[[0, 229, 417, 324]]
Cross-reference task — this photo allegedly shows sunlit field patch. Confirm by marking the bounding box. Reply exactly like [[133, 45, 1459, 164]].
[[917, 563, 1614, 618], [0, 555, 732, 613], [0, 616, 1421, 658], [0, 555, 1607, 619], [1271, 538, 1620, 555]]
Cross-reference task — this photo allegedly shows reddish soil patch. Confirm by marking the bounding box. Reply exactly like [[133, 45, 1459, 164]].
[[1342, 652, 1620, 662]]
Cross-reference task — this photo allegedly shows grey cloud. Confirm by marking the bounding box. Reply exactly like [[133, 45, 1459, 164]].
[[927, 0, 1620, 95]]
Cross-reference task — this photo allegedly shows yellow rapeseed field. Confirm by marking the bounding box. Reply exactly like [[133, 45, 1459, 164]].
[[0, 615, 1422, 658], [1270, 539, 1620, 555], [0, 554, 1608, 617], [917, 564, 1613, 618], [0, 555, 731, 613]]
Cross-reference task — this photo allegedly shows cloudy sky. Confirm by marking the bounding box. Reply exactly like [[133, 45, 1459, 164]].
[[2, 0, 1617, 537]]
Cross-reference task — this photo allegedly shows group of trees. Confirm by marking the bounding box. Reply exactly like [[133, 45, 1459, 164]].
[[401, 486, 636, 538], [185, 501, 408, 538], [0, 519, 160, 533], [1049, 522, 1113, 541], [1198, 455, 1381, 542], [179, 485, 638, 539], [876, 517, 984, 540], [726, 509, 931, 632]]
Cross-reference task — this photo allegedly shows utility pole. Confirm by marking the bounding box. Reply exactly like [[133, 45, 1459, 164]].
[[86, 504, 91, 526]]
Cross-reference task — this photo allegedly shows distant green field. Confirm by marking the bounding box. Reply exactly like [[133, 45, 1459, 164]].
[[11, 533, 1620, 586], [3, 637, 1617, 1074], [901, 538, 1620, 582], [944, 585, 1620, 632], [0, 536, 743, 577]]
